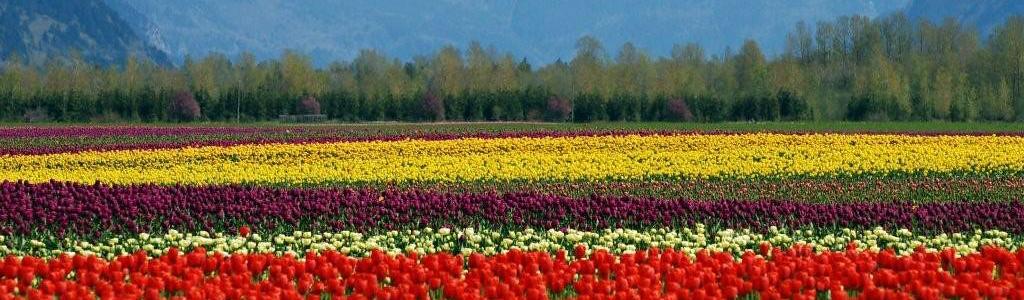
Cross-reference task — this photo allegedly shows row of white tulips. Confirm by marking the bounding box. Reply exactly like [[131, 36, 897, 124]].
[[5, 225, 1019, 259]]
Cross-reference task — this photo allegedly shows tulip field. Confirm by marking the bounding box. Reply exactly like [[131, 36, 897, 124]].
[[3, 123, 1024, 299]]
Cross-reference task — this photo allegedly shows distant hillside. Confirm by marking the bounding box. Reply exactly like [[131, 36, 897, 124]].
[[105, 0, 908, 65], [103, 0, 170, 56], [0, 0, 170, 66], [905, 0, 1024, 35], [6, 0, 1023, 68]]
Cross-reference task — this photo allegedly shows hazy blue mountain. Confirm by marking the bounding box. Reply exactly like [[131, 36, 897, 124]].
[[106, 0, 909, 65], [0, 0, 170, 66], [905, 0, 1024, 35], [104, 0, 170, 56], [17, 0, 1024, 68]]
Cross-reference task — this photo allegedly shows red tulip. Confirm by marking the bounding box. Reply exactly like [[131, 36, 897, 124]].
[[1, 246, 1023, 298]]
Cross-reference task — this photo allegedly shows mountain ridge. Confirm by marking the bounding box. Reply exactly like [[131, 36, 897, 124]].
[[905, 0, 1024, 35], [104, 0, 910, 66], [7, 1, 1024, 67], [0, 0, 170, 66]]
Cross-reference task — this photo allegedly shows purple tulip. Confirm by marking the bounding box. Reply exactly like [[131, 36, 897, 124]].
[[0, 181, 1021, 236]]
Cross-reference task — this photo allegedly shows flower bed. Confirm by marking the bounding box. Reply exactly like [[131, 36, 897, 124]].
[[2, 126, 1023, 298], [3, 247, 1023, 299], [3, 134, 1023, 185]]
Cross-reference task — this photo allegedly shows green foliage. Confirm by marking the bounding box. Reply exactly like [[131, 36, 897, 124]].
[[2, 13, 1024, 122]]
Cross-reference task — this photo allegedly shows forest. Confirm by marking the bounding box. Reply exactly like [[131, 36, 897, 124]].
[[3, 13, 1024, 123]]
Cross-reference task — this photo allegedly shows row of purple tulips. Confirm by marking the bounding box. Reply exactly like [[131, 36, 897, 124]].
[[1, 181, 1021, 236]]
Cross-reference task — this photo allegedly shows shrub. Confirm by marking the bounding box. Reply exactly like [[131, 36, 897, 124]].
[[666, 98, 694, 122], [545, 96, 572, 121], [22, 107, 51, 123], [421, 92, 445, 121], [170, 90, 202, 121], [847, 96, 888, 121], [777, 90, 809, 120], [89, 111, 123, 123], [297, 96, 321, 115], [689, 96, 726, 121], [572, 94, 606, 122]]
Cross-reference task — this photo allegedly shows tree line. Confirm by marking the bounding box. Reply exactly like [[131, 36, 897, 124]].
[[3, 13, 1024, 122]]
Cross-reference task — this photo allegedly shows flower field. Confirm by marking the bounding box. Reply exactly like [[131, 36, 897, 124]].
[[2, 124, 1024, 299]]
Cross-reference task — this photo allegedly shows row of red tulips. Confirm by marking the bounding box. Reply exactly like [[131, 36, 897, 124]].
[[1, 245, 1022, 300]]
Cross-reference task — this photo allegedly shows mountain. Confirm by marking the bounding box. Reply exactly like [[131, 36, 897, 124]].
[[0, 0, 170, 66], [8, 1, 1024, 68], [106, 0, 908, 65], [905, 0, 1024, 35], [103, 0, 170, 56]]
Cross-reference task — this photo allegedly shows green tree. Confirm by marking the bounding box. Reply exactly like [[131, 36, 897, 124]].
[[734, 40, 770, 97], [570, 35, 608, 96], [431, 45, 465, 96]]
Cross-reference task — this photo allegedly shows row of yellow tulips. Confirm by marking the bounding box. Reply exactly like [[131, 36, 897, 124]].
[[2, 134, 1023, 185]]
